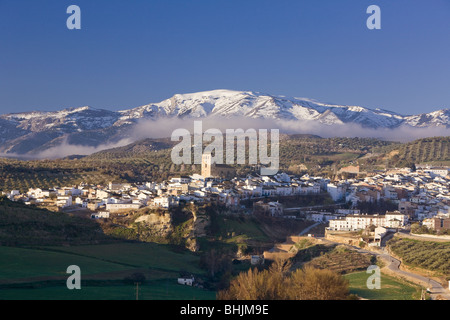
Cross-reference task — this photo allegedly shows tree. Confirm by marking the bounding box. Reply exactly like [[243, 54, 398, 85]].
[[288, 267, 349, 300], [218, 265, 350, 300], [269, 257, 292, 277], [201, 248, 232, 279]]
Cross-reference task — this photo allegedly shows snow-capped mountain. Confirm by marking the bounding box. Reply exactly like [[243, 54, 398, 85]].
[[116, 89, 449, 128], [0, 89, 448, 156]]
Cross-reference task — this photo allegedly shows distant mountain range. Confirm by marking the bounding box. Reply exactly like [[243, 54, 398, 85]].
[[0, 89, 448, 157]]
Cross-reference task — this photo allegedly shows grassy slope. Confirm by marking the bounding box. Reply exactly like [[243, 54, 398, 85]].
[[0, 243, 211, 300], [42, 242, 204, 274], [345, 271, 421, 300], [0, 246, 128, 281], [0, 281, 215, 300]]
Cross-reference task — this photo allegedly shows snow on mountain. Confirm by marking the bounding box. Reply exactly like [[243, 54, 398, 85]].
[[1, 107, 120, 132], [403, 109, 450, 127], [0, 89, 448, 156], [117, 90, 442, 129]]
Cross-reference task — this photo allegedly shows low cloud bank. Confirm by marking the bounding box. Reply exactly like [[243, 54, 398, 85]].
[[5, 116, 449, 159], [0, 138, 134, 160], [34, 138, 135, 159], [131, 116, 450, 142]]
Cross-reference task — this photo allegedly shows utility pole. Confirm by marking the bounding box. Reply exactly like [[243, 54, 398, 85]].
[[135, 282, 140, 301]]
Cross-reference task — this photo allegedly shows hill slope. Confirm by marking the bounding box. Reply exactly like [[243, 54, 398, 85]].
[[0, 197, 111, 246]]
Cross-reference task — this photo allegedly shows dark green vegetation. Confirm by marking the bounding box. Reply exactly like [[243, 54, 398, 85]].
[[0, 282, 215, 300], [0, 244, 215, 300], [387, 237, 450, 277], [0, 195, 312, 299], [1, 135, 448, 193], [0, 196, 216, 299], [355, 199, 399, 215]]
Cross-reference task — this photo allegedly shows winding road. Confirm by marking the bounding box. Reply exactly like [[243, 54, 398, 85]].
[[324, 238, 450, 300], [373, 249, 449, 300]]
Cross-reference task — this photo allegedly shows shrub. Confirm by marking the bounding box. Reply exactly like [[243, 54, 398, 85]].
[[217, 262, 349, 300]]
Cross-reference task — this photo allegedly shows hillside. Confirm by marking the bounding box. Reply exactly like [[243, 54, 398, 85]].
[[2, 135, 450, 192], [360, 136, 450, 168], [86, 138, 176, 160], [395, 136, 450, 166], [0, 197, 111, 246], [387, 237, 450, 278]]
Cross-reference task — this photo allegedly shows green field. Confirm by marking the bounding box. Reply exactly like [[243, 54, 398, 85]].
[[0, 246, 128, 281], [0, 243, 214, 300], [0, 281, 216, 300], [345, 271, 421, 300], [41, 242, 205, 274]]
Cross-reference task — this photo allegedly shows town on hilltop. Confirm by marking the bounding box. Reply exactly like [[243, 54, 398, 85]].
[[3, 157, 450, 245]]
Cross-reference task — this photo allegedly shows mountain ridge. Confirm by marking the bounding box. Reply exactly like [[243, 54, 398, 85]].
[[0, 89, 448, 157]]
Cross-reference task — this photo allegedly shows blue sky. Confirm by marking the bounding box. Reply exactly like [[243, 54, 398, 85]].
[[0, 0, 449, 115]]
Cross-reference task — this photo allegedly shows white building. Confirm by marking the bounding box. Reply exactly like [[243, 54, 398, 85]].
[[105, 203, 142, 212], [170, 176, 191, 184], [178, 276, 195, 286], [56, 196, 72, 208], [327, 184, 345, 202], [307, 212, 342, 223], [91, 212, 110, 219], [328, 212, 408, 231], [424, 167, 449, 178], [152, 196, 178, 208]]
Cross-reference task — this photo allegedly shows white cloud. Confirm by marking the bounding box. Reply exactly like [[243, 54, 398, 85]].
[[5, 116, 449, 159]]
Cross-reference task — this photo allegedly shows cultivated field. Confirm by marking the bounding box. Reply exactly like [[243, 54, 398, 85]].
[[0, 243, 212, 300]]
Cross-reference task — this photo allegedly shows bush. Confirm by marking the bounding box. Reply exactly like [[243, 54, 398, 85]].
[[217, 261, 350, 300]]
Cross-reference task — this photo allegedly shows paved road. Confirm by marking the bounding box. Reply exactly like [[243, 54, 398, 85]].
[[369, 248, 450, 300], [397, 232, 450, 243], [356, 248, 449, 300], [284, 203, 347, 212], [298, 222, 322, 236]]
